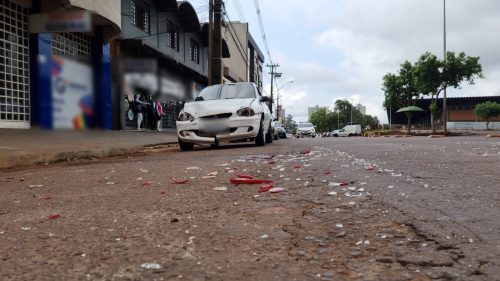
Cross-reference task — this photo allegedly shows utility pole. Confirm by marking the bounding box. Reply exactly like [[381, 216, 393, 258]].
[[266, 63, 281, 114], [442, 0, 448, 134], [209, 0, 223, 85]]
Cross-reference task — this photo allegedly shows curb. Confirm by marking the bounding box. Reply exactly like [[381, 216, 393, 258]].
[[0, 142, 178, 170]]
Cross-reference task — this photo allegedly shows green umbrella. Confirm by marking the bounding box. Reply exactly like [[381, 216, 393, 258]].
[[396, 106, 424, 113], [396, 106, 424, 135]]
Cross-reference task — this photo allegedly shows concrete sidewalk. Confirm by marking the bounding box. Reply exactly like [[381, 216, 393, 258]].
[[0, 129, 178, 169]]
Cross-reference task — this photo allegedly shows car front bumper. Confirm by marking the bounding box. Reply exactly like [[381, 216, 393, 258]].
[[177, 116, 261, 144]]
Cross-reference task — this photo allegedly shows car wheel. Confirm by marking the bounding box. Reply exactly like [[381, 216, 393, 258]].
[[178, 138, 194, 151], [265, 121, 273, 144], [255, 119, 265, 146], [273, 133, 279, 140], [334, 134, 338, 137]]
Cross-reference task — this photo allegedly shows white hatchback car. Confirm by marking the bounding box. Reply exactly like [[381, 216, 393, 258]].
[[176, 83, 273, 151]]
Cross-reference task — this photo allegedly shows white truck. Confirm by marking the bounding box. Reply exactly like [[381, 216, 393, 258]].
[[332, 124, 362, 137]]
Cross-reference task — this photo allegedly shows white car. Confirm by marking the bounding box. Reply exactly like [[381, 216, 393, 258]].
[[176, 83, 273, 151], [297, 122, 316, 138]]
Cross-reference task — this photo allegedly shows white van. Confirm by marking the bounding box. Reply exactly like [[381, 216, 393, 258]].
[[332, 124, 362, 137]]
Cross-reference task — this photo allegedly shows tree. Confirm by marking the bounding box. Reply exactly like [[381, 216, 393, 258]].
[[475, 102, 500, 130], [413, 51, 483, 133], [309, 108, 329, 133], [383, 61, 422, 132], [284, 114, 298, 134]]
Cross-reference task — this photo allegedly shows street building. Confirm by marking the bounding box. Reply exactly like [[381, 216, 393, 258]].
[[0, 0, 120, 129], [387, 96, 500, 130], [308, 105, 327, 120], [222, 21, 264, 92], [116, 0, 234, 130], [356, 103, 366, 115]]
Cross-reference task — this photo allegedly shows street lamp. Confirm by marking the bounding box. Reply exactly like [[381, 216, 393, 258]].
[[443, 0, 448, 134], [276, 80, 294, 121]]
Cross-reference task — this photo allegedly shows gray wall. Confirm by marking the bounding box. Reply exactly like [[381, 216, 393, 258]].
[[121, 0, 207, 77]]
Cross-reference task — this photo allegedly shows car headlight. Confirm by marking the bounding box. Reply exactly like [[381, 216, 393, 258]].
[[177, 112, 194, 122], [236, 107, 255, 117]]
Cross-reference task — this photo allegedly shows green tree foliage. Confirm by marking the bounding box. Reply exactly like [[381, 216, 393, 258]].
[[383, 61, 421, 110], [283, 114, 298, 134], [474, 102, 500, 130], [383, 51, 483, 133], [309, 100, 379, 133]]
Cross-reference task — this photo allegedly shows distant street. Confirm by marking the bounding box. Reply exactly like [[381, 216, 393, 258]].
[[0, 136, 499, 280]]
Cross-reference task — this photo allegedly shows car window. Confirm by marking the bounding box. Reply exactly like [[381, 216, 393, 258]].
[[195, 85, 221, 101], [220, 84, 256, 99]]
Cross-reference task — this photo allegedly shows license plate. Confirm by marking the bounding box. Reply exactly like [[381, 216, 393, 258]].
[[199, 119, 230, 136]]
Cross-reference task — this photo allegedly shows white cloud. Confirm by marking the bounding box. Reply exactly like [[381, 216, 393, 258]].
[[223, 0, 500, 124]]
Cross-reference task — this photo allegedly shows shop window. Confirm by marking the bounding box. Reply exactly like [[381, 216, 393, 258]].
[[131, 0, 150, 34], [166, 21, 179, 51], [0, 0, 30, 125], [52, 32, 91, 57], [190, 39, 199, 64]]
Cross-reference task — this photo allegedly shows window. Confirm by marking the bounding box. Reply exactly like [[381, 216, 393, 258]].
[[131, 0, 150, 33], [166, 21, 179, 51], [0, 0, 30, 125], [190, 39, 199, 64], [52, 32, 91, 57]]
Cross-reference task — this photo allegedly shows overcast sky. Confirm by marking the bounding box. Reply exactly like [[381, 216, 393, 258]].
[[192, 0, 500, 123]]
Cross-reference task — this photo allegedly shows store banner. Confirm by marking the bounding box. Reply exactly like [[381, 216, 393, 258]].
[[29, 11, 92, 33], [51, 55, 94, 129]]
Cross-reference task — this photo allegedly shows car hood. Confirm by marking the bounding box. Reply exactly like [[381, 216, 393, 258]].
[[298, 127, 315, 131], [183, 98, 256, 118]]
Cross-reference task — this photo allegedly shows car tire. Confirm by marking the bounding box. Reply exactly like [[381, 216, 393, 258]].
[[179, 138, 194, 151], [265, 121, 273, 144], [255, 119, 265, 146]]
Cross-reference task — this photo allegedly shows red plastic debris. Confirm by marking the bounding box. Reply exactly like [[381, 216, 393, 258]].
[[303, 149, 311, 155], [170, 178, 189, 184], [259, 184, 273, 193], [160, 191, 166, 195], [340, 182, 349, 186], [293, 164, 302, 169], [268, 160, 277, 164], [323, 171, 332, 175], [48, 214, 61, 220], [42, 196, 52, 200], [141, 181, 152, 187], [236, 174, 253, 179], [365, 166, 376, 171], [230, 178, 273, 185]]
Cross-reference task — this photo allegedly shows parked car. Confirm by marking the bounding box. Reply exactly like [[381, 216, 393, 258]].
[[273, 121, 287, 139], [176, 83, 273, 151], [297, 122, 316, 138], [332, 124, 362, 137]]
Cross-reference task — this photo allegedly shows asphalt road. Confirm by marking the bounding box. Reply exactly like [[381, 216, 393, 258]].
[[0, 136, 499, 280]]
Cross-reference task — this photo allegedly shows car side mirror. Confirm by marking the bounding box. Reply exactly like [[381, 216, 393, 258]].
[[259, 96, 270, 102]]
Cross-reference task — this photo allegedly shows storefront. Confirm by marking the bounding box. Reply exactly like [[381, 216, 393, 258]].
[[0, 0, 120, 130], [0, 0, 30, 129]]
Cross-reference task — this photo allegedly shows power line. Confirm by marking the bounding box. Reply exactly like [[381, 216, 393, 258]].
[[252, 0, 272, 64]]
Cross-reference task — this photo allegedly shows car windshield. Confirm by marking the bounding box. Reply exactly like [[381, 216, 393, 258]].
[[195, 84, 256, 101], [299, 123, 313, 128], [220, 84, 256, 99], [195, 85, 220, 101]]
